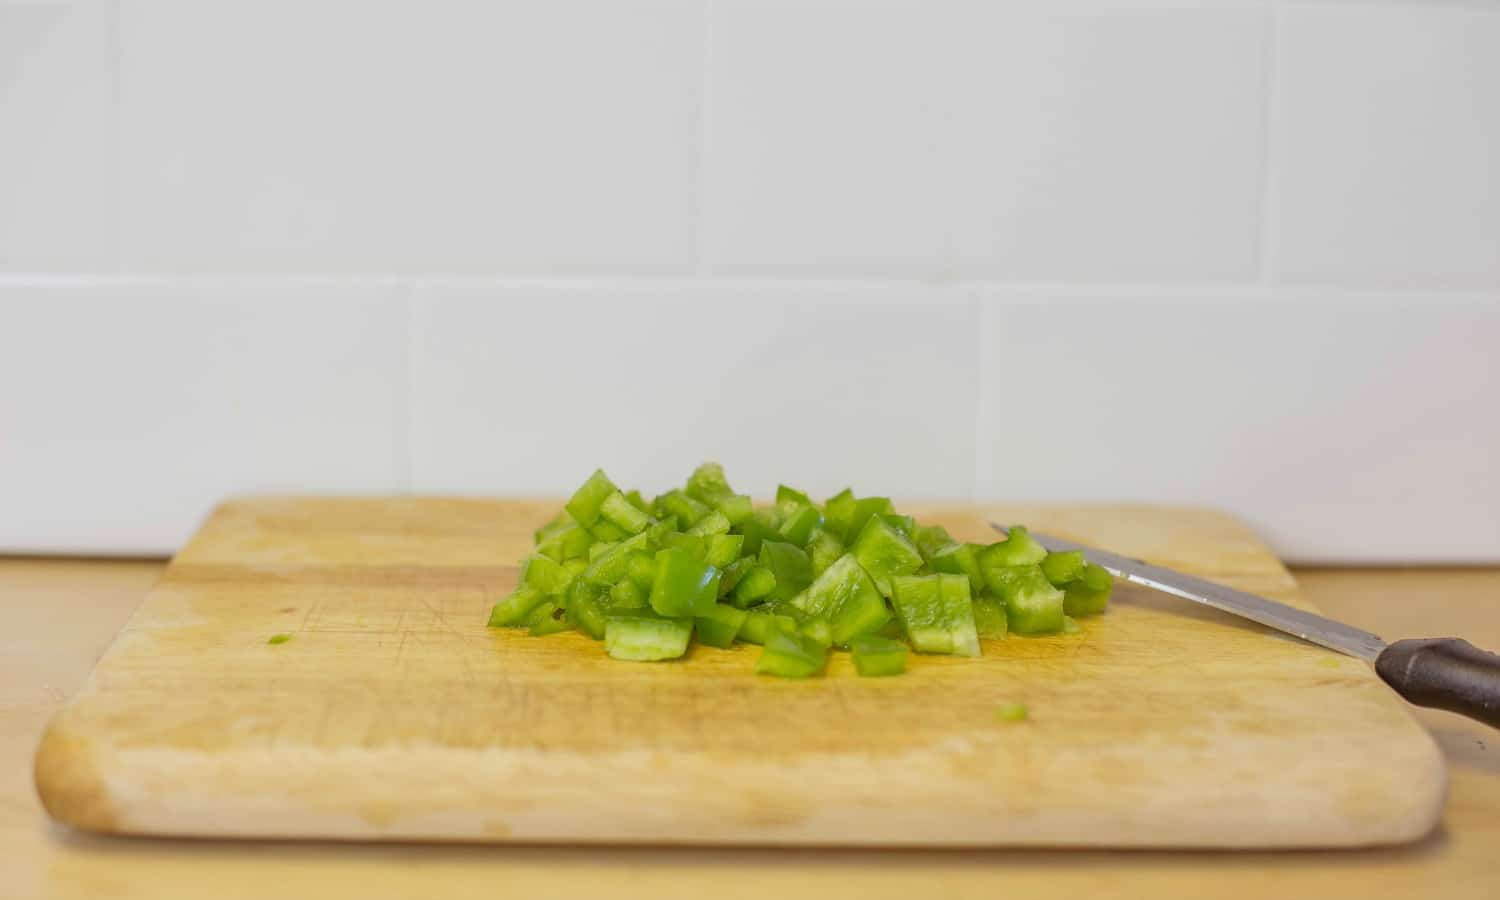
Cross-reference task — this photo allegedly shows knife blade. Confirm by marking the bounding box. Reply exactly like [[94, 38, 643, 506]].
[[990, 523, 1500, 728], [991, 524, 1387, 660]]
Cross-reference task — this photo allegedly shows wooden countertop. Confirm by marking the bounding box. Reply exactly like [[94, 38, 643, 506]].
[[4, 558, 1498, 899]]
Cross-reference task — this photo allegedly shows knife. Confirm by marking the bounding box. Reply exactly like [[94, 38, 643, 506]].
[[992, 524, 1500, 729]]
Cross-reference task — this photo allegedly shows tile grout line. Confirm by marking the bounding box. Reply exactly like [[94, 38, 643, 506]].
[[1255, 0, 1284, 285]]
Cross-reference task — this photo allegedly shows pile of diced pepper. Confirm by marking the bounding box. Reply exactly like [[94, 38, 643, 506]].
[[486, 464, 1113, 678]]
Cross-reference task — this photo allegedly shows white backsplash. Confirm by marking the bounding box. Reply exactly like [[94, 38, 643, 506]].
[[1, 0, 1497, 561]]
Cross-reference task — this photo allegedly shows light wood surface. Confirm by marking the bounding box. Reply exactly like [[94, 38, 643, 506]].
[[32, 498, 1444, 848], [3, 556, 1498, 898]]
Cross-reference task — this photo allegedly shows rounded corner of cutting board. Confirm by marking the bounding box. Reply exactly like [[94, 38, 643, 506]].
[[33, 716, 121, 835]]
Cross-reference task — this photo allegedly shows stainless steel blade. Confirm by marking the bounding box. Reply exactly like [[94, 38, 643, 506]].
[[990, 524, 1388, 661]]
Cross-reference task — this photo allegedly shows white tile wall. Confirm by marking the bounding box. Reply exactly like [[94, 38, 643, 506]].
[[116, 0, 700, 272], [1, 1, 1498, 561], [0, 281, 409, 553], [1274, 3, 1500, 288], [411, 282, 980, 500], [0, 0, 114, 270], [975, 291, 1500, 563], [705, 1, 1267, 279]]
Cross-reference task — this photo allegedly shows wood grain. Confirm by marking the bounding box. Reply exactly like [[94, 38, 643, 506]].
[[33, 498, 1444, 847]]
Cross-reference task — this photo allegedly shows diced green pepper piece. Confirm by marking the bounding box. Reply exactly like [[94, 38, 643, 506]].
[[588, 540, 616, 562], [527, 601, 572, 636], [534, 509, 575, 543], [587, 518, 629, 542], [610, 577, 647, 609], [890, 573, 980, 657], [605, 614, 692, 661], [972, 595, 1008, 640], [705, 533, 744, 568], [487, 586, 547, 628], [712, 493, 754, 526], [777, 504, 822, 547], [988, 565, 1065, 634], [1064, 562, 1113, 616], [796, 553, 892, 645], [736, 517, 780, 557], [627, 552, 657, 591], [822, 488, 856, 541], [910, 523, 954, 561], [981, 525, 1048, 568], [879, 513, 915, 536], [599, 491, 650, 535], [624, 489, 650, 513], [755, 630, 827, 678], [799, 616, 833, 649], [738, 610, 798, 645], [1040, 550, 1085, 587], [850, 634, 908, 677], [657, 490, 710, 528], [558, 525, 594, 562], [648, 548, 720, 618], [851, 517, 924, 596], [843, 496, 894, 544], [687, 510, 732, 537], [730, 565, 777, 608], [565, 469, 618, 526], [718, 557, 753, 596], [759, 540, 813, 602], [522, 555, 574, 595], [685, 461, 734, 503], [776, 484, 813, 509], [645, 516, 679, 549], [929, 542, 986, 595], [661, 532, 707, 561], [568, 583, 609, 639], [805, 528, 845, 576], [582, 532, 650, 585], [695, 603, 749, 648]]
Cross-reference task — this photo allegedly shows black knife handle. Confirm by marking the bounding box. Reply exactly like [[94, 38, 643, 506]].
[[1376, 638, 1500, 729]]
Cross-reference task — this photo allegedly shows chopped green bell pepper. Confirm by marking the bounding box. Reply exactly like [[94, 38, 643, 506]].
[[1064, 562, 1113, 616], [796, 553, 891, 645], [522, 554, 574, 595], [648, 547, 720, 618], [799, 615, 833, 649], [972, 595, 1008, 639], [599, 491, 650, 535], [587, 518, 629, 542], [609, 577, 647, 609], [624, 489, 651, 513], [910, 523, 953, 561], [695, 603, 749, 648], [685, 462, 734, 504], [712, 493, 754, 526], [1040, 550, 1085, 587], [850, 634, 908, 676], [487, 586, 547, 628], [821, 488, 856, 540], [879, 513, 915, 536], [988, 565, 1065, 634], [534, 509, 575, 544], [928, 542, 986, 595], [605, 613, 692, 661], [687, 510, 732, 537], [755, 630, 827, 678], [805, 527, 845, 576], [981, 525, 1048, 568], [582, 532, 651, 586], [758, 540, 813, 602], [738, 610, 798, 645], [704, 533, 744, 568], [851, 516, 924, 595], [527, 601, 572, 636], [565, 469, 618, 526], [843, 496, 894, 544], [567, 582, 609, 639], [775, 484, 814, 509], [656, 490, 710, 528], [890, 573, 980, 657], [730, 565, 777, 607], [777, 504, 822, 547]]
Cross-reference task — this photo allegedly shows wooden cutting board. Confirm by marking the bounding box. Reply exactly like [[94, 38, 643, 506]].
[[34, 498, 1444, 847]]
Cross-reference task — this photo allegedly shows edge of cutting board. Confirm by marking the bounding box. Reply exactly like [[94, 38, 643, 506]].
[[32, 497, 1448, 847]]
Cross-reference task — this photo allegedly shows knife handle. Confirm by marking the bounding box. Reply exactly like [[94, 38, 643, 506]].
[[1376, 638, 1500, 729]]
